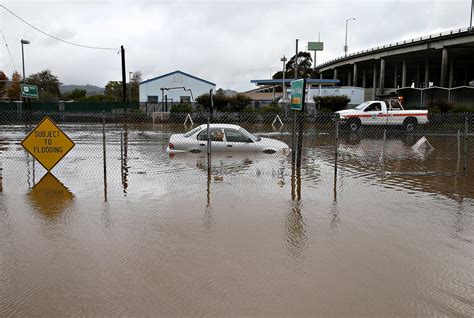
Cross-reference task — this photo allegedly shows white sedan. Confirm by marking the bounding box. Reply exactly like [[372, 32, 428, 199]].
[[167, 124, 290, 154]]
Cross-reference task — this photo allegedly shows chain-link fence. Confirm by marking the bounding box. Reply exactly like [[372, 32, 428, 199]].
[[0, 109, 472, 199]]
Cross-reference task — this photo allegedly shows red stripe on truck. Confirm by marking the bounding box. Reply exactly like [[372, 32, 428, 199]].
[[345, 113, 427, 118]]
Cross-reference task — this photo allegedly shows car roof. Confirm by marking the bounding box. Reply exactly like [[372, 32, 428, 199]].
[[198, 123, 242, 129]]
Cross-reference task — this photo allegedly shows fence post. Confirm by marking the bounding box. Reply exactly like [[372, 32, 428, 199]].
[[0, 162, 3, 193], [457, 130, 461, 174], [334, 116, 339, 176], [102, 114, 108, 201], [334, 116, 339, 201], [381, 128, 387, 173], [464, 114, 469, 175]]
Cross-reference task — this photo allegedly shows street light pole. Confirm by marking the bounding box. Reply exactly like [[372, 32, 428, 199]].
[[470, 0, 473, 32], [344, 18, 356, 57], [281, 55, 287, 99], [20, 39, 30, 82]]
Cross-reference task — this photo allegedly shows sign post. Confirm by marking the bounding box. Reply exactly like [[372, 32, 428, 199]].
[[291, 79, 307, 199], [21, 116, 75, 171]]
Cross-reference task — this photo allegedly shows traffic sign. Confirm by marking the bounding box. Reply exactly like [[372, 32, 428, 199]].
[[21, 116, 75, 171], [308, 42, 324, 51], [20, 84, 39, 98], [290, 79, 305, 111]]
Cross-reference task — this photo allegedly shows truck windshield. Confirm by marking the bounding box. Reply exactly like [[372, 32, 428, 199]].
[[354, 101, 371, 110]]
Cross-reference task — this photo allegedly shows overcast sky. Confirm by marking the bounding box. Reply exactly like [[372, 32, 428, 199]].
[[0, 0, 471, 91]]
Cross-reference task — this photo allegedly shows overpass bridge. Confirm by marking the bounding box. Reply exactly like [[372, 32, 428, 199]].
[[317, 27, 474, 108]]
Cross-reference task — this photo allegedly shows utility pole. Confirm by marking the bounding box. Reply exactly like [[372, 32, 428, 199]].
[[121, 46, 126, 103], [129, 71, 133, 109]]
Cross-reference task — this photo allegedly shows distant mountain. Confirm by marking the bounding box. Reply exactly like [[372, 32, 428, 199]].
[[60, 84, 104, 95]]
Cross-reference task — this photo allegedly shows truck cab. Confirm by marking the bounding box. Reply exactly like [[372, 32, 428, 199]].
[[336, 98, 428, 132]]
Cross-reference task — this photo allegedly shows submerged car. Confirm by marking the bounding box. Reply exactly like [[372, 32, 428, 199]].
[[167, 124, 290, 154]]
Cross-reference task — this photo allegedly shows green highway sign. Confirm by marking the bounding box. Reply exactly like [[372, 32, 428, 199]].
[[290, 79, 305, 111], [308, 42, 324, 51], [20, 84, 39, 98]]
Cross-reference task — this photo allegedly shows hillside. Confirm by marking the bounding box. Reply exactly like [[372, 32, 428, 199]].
[[60, 84, 104, 95]]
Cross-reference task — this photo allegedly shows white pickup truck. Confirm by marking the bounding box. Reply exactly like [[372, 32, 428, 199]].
[[336, 99, 428, 132]]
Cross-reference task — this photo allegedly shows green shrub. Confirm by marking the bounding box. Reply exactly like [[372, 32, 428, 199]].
[[427, 99, 454, 113], [260, 102, 282, 113], [242, 106, 258, 113], [314, 95, 350, 112], [170, 103, 193, 113]]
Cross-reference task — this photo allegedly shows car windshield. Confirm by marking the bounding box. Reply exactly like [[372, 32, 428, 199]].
[[239, 128, 261, 142], [354, 101, 372, 110], [184, 126, 202, 137]]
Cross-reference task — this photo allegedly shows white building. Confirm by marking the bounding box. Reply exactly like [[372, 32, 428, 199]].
[[139, 70, 216, 106]]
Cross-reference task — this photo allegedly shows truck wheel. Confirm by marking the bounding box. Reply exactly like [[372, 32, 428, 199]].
[[403, 118, 418, 132], [348, 119, 361, 132]]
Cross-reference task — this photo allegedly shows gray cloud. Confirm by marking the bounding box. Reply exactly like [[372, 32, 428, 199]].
[[0, 0, 469, 91]]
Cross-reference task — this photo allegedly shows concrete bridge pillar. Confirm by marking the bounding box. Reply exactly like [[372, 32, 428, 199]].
[[449, 59, 454, 88], [362, 69, 366, 88], [416, 66, 420, 88], [394, 64, 398, 88], [373, 63, 378, 99], [333, 68, 338, 82], [440, 48, 448, 87], [353, 63, 358, 87], [425, 59, 430, 88], [402, 59, 407, 87], [379, 58, 386, 93]]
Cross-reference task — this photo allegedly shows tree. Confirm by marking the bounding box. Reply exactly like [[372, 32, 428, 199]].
[[104, 81, 123, 101], [0, 71, 8, 98], [7, 71, 21, 100], [26, 69, 62, 101], [228, 93, 252, 112], [130, 71, 142, 102], [196, 90, 229, 111], [64, 88, 87, 100], [272, 51, 313, 80]]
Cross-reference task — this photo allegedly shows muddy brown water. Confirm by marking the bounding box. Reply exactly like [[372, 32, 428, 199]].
[[1, 124, 473, 316]]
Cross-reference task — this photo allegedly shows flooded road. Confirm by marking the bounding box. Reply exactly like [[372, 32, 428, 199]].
[[1, 123, 473, 316]]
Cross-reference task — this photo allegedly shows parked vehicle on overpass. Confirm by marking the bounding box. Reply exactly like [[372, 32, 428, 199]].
[[167, 124, 290, 154], [336, 99, 428, 132]]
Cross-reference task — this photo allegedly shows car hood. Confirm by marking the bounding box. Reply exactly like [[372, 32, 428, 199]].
[[336, 109, 357, 115], [259, 137, 289, 150]]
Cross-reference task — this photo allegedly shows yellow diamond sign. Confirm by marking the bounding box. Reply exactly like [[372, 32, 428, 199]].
[[21, 116, 75, 171]]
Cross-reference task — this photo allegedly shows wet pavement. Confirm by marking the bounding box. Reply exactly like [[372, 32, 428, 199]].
[[0, 124, 473, 316]]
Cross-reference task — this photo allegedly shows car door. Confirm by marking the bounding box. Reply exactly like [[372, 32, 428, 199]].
[[363, 101, 386, 125], [224, 129, 255, 152], [196, 128, 227, 152]]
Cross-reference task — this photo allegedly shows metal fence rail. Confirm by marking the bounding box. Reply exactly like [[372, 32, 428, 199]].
[[0, 110, 471, 199]]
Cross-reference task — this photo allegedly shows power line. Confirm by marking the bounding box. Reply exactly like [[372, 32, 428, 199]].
[[0, 4, 119, 52], [0, 29, 17, 73]]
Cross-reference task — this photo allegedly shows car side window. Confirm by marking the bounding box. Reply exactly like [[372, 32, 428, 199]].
[[197, 128, 224, 142], [364, 102, 381, 112], [225, 129, 252, 143]]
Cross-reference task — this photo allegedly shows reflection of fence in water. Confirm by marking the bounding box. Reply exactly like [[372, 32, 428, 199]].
[[0, 111, 471, 199]]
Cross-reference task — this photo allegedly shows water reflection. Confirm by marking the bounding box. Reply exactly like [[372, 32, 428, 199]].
[[285, 200, 307, 260], [27, 172, 74, 219]]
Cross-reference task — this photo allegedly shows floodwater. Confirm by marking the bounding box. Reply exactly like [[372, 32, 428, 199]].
[[1, 123, 473, 317]]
